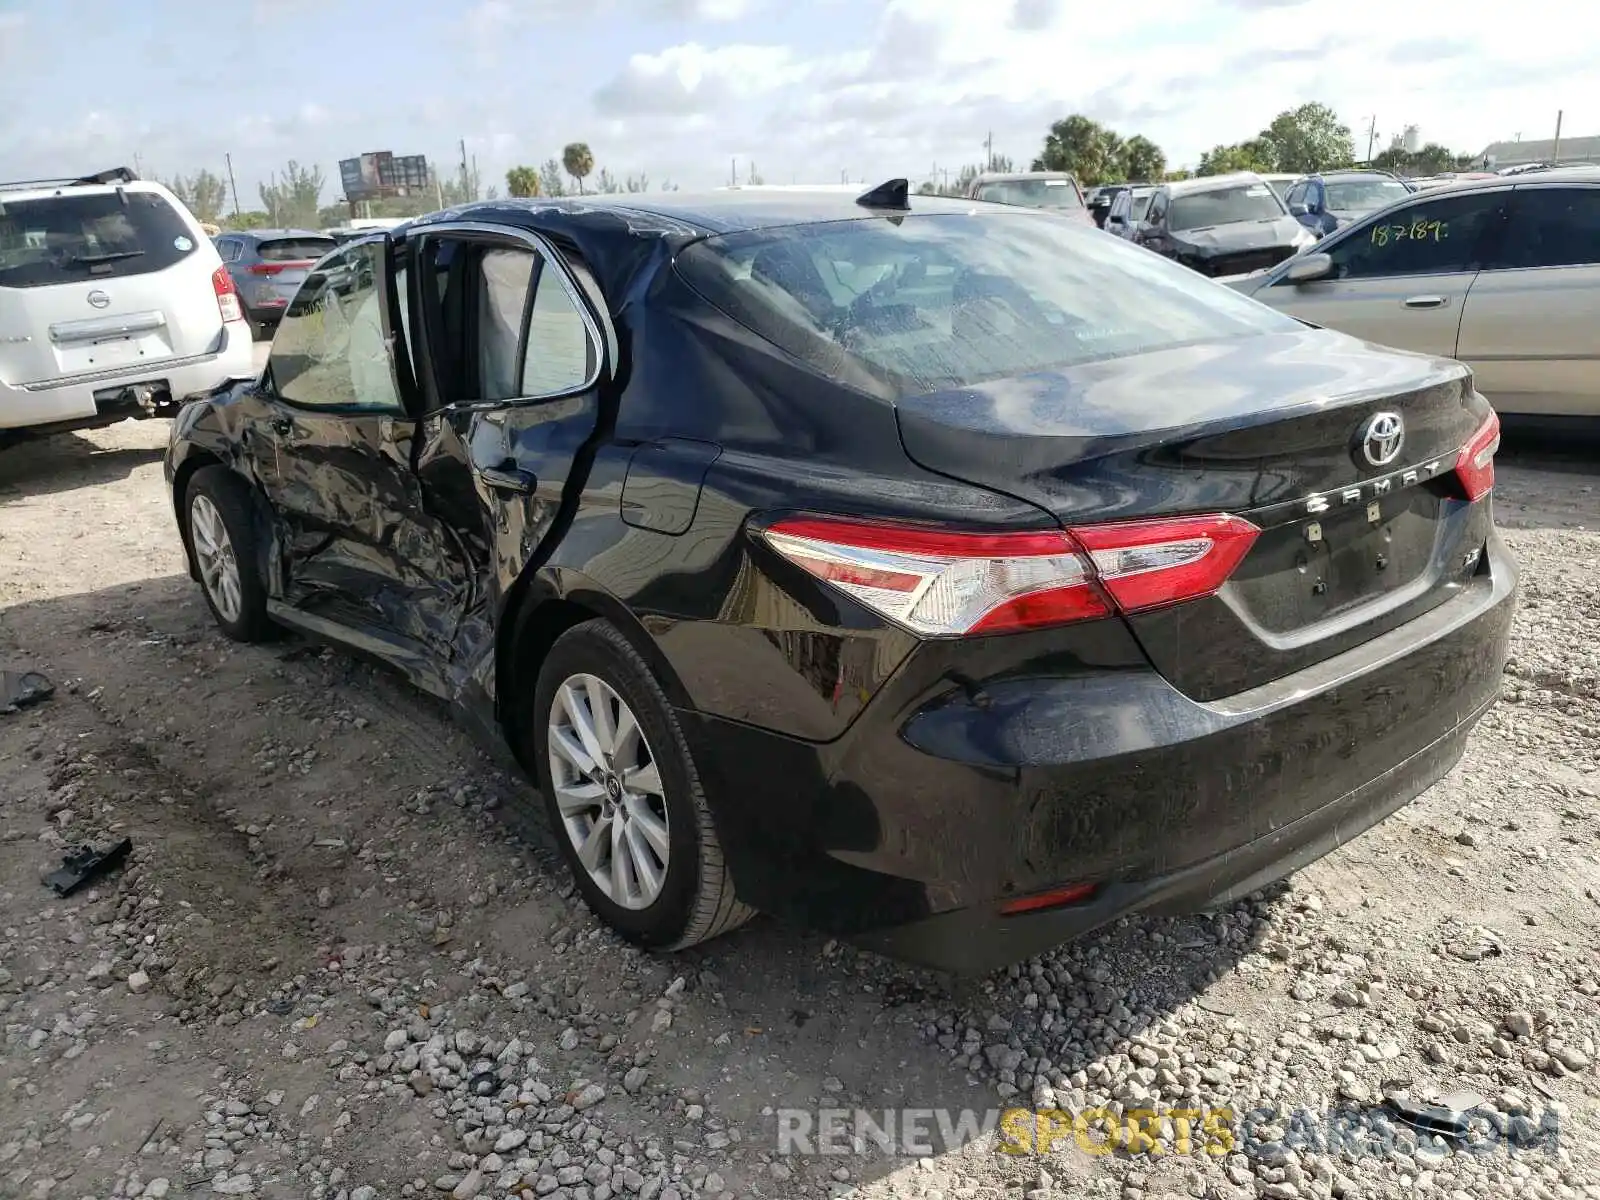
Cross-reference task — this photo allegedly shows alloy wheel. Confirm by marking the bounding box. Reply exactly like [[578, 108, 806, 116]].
[[547, 672, 671, 910], [190, 493, 243, 624]]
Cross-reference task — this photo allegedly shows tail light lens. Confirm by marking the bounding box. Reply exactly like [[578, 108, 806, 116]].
[[247, 259, 314, 275], [1454, 410, 1500, 502], [760, 512, 1259, 637], [211, 265, 244, 324]]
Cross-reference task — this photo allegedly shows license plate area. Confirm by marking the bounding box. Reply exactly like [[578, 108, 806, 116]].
[[1231, 490, 1442, 633]]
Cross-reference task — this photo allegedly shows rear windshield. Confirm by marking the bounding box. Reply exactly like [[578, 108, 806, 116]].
[[1324, 177, 1412, 212], [258, 236, 336, 262], [973, 179, 1083, 210], [0, 189, 198, 289], [1168, 183, 1287, 231], [676, 212, 1302, 396]]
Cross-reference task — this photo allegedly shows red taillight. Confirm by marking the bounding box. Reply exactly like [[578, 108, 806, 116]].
[[760, 511, 1259, 637], [247, 259, 314, 275], [1000, 882, 1098, 915], [211, 265, 244, 324], [1454, 411, 1500, 502], [1069, 514, 1259, 614]]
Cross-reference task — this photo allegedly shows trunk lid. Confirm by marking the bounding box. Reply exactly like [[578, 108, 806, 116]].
[[0, 185, 221, 387], [895, 328, 1494, 698]]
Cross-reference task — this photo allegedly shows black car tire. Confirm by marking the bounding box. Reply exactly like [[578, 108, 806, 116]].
[[531, 619, 754, 950], [184, 466, 274, 643]]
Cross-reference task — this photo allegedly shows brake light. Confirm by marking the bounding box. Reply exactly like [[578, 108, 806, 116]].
[[247, 259, 314, 275], [1069, 514, 1259, 614], [1454, 410, 1500, 502], [211, 265, 243, 324], [760, 511, 1259, 637], [1000, 882, 1098, 916]]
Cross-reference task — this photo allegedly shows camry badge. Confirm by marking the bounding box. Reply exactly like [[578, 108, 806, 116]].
[[1360, 411, 1405, 468]]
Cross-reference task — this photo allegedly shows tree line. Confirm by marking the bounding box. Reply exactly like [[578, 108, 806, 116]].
[[503, 142, 678, 198]]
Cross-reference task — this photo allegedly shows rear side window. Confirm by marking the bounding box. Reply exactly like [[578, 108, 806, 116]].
[[0, 189, 199, 289], [1321, 191, 1507, 280], [257, 236, 335, 263], [1495, 188, 1600, 269], [973, 179, 1084, 210], [676, 213, 1303, 395]]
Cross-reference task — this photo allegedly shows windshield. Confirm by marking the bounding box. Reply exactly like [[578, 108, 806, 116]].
[[1168, 183, 1287, 231], [258, 236, 336, 262], [973, 179, 1083, 210], [0, 189, 198, 289], [676, 212, 1302, 396], [1265, 178, 1295, 201], [1324, 178, 1412, 212]]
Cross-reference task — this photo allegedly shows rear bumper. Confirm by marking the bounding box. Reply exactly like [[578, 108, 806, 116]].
[[683, 529, 1517, 972], [0, 325, 256, 433]]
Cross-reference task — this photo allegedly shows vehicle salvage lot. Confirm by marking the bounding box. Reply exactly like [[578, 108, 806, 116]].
[[2, 422, 1598, 1200]]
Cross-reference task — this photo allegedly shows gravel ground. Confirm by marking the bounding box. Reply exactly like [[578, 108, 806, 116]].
[[1, 411, 1597, 1200]]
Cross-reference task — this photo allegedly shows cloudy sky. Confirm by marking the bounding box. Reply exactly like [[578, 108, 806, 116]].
[[0, 0, 1591, 208]]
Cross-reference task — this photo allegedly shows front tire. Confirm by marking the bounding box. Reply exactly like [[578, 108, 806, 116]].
[[531, 619, 753, 950], [185, 467, 272, 642]]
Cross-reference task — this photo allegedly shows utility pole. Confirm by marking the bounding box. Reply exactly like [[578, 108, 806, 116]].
[[730, 157, 736, 186], [133, 151, 144, 178], [1365, 115, 1378, 164], [225, 153, 241, 217], [984, 131, 993, 172], [458, 138, 469, 199], [1553, 109, 1564, 161]]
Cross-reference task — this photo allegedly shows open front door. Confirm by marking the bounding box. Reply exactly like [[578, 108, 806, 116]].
[[250, 234, 473, 671]]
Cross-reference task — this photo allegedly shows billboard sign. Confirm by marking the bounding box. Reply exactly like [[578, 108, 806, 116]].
[[340, 152, 430, 201]]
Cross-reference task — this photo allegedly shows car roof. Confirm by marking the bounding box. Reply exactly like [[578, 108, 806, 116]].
[[233, 228, 334, 241], [1162, 172, 1269, 195], [408, 190, 992, 240], [973, 171, 1078, 183], [1309, 169, 1402, 180], [0, 178, 175, 205]]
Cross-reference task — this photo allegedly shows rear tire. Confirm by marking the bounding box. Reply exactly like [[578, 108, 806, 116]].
[[184, 467, 273, 643], [530, 619, 753, 950]]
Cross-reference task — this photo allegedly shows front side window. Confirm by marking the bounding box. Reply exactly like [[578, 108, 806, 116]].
[[973, 179, 1084, 210], [1495, 187, 1600, 269], [677, 212, 1304, 396], [1130, 191, 1154, 221], [0, 189, 199, 289], [270, 241, 403, 413], [1146, 192, 1168, 224], [1320, 191, 1507, 280], [1168, 183, 1287, 231]]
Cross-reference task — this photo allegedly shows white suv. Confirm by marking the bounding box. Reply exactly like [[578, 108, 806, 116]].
[[0, 168, 256, 445]]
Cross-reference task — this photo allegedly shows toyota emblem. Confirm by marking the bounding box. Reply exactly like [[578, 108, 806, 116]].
[[1359, 411, 1405, 468], [87, 289, 111, 309]]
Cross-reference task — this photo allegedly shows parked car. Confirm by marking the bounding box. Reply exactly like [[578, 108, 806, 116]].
[[1104, 184, 1156, 239], [165, 181, 1515, 972], [1257, 173, 1303, 203], [966, 171, 1093, 225], [213, 228, 338, 340], [0, 167, 255, 446], [1285, 170, 1414, 239], [1226, 169, 1600, 427], [1135, 173, 1318, 275]]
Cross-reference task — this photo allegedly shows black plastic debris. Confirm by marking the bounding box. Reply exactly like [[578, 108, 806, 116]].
[[0, 669, 53, 714], [1385, 1090, 1485, 1140], [43, 838, 133, 897]]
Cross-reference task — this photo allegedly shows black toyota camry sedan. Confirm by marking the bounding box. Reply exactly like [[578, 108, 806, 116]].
[[165, 182, 1515, 972]]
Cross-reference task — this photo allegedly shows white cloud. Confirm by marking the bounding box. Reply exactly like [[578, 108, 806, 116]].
[[585, 0, 1596, 185]]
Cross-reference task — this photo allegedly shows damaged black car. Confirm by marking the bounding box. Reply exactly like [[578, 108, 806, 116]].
[[1136, 172, 1320, 276], [165, 184, 1516, 972]]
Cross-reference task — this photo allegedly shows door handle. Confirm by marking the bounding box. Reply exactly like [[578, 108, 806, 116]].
[[1402, 295, 1447, 309], [479, 464, 536, 494], [269, 416, 294, 435]]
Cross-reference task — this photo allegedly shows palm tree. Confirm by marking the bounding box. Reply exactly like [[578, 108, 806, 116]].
[[562, 143, 595, 195]]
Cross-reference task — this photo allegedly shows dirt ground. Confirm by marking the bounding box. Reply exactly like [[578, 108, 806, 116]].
[[2, 403, 1598, 1200]]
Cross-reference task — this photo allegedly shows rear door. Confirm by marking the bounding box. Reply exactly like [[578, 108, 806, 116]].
[[251, 237, 471, 662], [405, 222, 612, 664], [0, 185, 221, 386], [1455, 183, 1600, 416], [1259, 187, 1510, 356]]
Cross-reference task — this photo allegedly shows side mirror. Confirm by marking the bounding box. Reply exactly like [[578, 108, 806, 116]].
[[1284, 252, 1333, 284], [1288, 201, 1308, 217]]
